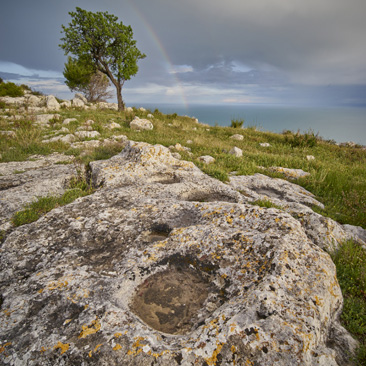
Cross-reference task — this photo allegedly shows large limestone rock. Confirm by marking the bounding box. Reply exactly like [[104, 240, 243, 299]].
[[0, 142, 357, 365], [0, 153, 78, 232], [45, 95, 60, 111]]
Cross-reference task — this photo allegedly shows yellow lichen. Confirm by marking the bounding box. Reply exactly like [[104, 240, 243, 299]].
[[0, 342, 11, 354], [204, 342, 224, 365], [113, 344, 122, 351], [53, 341, 70, 355], [79, 318, 101, 339], [114, 332, 122, 338]]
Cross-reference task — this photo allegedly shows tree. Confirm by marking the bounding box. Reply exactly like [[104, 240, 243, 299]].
[[63, 56, 113, 102], [60, 7, 146, 111]]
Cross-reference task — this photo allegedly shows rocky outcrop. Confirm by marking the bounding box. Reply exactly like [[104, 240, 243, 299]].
[[0, 141, 358, 365], [130, 117, 154, 131], [229, 174, 365, 251], [0, 153, 79, 232]]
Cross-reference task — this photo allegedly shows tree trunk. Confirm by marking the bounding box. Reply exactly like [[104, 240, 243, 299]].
[[116, 84, 125, 111]]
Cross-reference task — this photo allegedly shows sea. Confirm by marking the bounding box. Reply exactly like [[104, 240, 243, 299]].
[[136, 104, 366, 145]]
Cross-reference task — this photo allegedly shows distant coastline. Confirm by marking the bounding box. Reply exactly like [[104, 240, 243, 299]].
[[136, 103, 366, 145]]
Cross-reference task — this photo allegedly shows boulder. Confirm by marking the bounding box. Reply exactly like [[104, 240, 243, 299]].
[[45, 95, 60, 111], [229, 146, 243, 157], [60, 101, 71, 108], [130, 117, 154, 131], [0, 96, 25, 106], [35, 114, 61, 126], [0, 141, 357, 365], [26, 95, 41, 107], [97, 102, 118, 111], [63, 118, 78, 125]]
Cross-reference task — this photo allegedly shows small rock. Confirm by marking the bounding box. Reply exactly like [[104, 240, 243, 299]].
[[63, 118, 78, 125], [171, 152, 181, 159], [0, 131, 16, 138], [186, 140, 193, 144], [60, 101, 71, 108], [230, 134, 244, 141], [147, 114, 154, 119], [198, 155, 215, 164], [229, 147, 243, 157], [130, 117, 153, 131], [106, 122, 121, 130], [74, 93, 88, 104], [84, 119, 95, 126], [26, 95, 41, 107], [35, 114, 60, 125], [174, 143, 191, 152], [72, 98, 85, 108], [125, 107, 133, 113], [42, 134, 76, 144], [138, 107, 146, 112], [306, 155, 315, 161], [259, 142, 271, 147], [269, 167, 310, 179], [74, 131, 101, 139]]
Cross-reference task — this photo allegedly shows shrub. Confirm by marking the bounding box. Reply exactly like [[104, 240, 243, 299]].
[[0, 82, 24, 97], [230, 119, 244, 128], [284, 130, 319, 148]]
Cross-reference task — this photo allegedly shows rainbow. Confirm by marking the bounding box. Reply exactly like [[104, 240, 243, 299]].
[[127, 2, 189, 108]]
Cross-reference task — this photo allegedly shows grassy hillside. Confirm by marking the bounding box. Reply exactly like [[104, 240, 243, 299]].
[[0, 92, 365, 363]]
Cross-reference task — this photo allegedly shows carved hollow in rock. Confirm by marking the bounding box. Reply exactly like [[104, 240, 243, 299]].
[[130, 259, 222, 335]]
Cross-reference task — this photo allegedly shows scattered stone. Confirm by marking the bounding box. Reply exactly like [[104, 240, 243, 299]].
[[84, 119, 95, 126], [125, 107, 134, 113], [60, 101, 71, 108], [198, 155, 215, 164], [74, 93, 88, 104], [35, 114, 60, 126], [0, 141, 357, 365], [307, 155, 315, 161], [42, 134, 76, 144], [343, 224, 366, 245], [173, 143, 191, 152], [138, 107, 146, 112], [259, 142, 271, 147], [229, 146, 243, 157], [45, 95, 60, 111], [0, 131, 16, 138], [147, 113, 154, 119], [130, 117, 153, 131], [186, 140, 193, 144], [97, 102, 118, 111], [76, 125, 93, 131], [26, 95, 41, 107], [110, 135, 128, 143], [74, 131, 101, 139], [269, 166, 310, 179], [71, 140, 101, 149], [230, 134, 244, 141], [106, 122, 121, 130], [171, 152, 181, 159], [62, 118, 78, 125], [72, 97, 85, 108], [0, 96, 25, 105]]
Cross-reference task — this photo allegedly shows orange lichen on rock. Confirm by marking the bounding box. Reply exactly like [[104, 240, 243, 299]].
[[79, 317, 101, 338], [53, 341, 70, 355]]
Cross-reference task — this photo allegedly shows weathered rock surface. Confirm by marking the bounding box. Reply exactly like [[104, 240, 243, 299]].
[[229, 174, 364, 251], [0, 142, 357, 365], [0, 153, 79, 232], [229, 146, 243, 157], [45, 95, 60, 111]]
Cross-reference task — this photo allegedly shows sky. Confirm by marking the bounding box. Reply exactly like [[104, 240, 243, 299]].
[[0, 0, 365, 107]]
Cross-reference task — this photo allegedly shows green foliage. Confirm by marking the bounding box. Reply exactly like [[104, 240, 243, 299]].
[[230, 118, 244, 128], [0, 82, 24, 97], [60, 7, 146, 110], [331, 240, 366, 364], [284, 129, 319, 148], [63, 56, 95, 92]]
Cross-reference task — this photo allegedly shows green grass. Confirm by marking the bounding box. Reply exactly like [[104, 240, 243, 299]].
[[248, 199, 283, 210], [11, 174, 93, 227], [332, 240, 366, 365]]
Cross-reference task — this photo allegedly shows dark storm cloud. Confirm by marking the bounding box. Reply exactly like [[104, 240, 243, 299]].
[[0, 0, 365, 105]]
